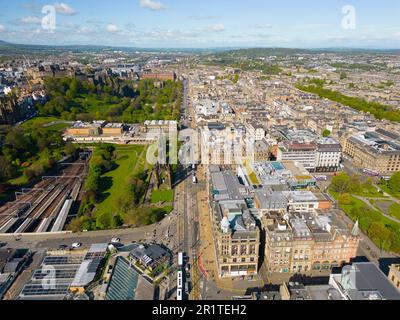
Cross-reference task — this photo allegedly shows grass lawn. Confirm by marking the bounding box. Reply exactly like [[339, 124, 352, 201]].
[[330, 191, 400, 252], [379, 184, 400, 200], [151, 189, 174, 204], [95, 145, 145, 216], [22, 116, 71, 132], [388, 203, 400, 220], [8, 174, 29, 186], [159, 205, 173, 215], [354, 186, 386, 198]]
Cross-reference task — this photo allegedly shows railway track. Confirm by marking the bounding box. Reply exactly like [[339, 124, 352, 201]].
[[0, 160, 87, 234]]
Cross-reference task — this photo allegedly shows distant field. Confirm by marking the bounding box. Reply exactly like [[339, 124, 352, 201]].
[[95, 145, 145, 217]]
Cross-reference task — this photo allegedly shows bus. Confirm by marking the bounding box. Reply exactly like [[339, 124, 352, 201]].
[[178, 252, 184, 267], [177, 271, 183, 289], [363, 168, 380, 177], [177, 288, 183, 301]]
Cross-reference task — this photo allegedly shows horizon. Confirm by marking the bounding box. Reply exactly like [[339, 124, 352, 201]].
[[2, 39, 400, 51], [1, 0, 400, 49]]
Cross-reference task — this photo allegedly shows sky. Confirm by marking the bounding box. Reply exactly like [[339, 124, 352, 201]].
[[1, 0, 400, 48]]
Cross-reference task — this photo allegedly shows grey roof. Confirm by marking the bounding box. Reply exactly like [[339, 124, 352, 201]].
[[255, 190, 288, 210], [129, 244, 170, 267], [306, 285, 342, 300], [70, 259, 100, 287], [211, 171, 246, 201], [351, 263, 400, 300], [336, 263, 400, 300], [88, 243, 109, 253]]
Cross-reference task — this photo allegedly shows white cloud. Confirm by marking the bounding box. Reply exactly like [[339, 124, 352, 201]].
[[54, 3, 76, 15], [211, 24, 225, 32], [293, 24, 331, 30], [106, 24, 119, 33], [254, 23, 273, 29], [19, 16, 42, 25], [0, 25, 5, 32], [139, 0, 165, 11], [189, 15, 217, 21]]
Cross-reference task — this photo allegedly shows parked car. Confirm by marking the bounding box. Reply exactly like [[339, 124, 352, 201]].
[[111, 238, 121, 243], [58, 244, 68, 250], [71, 243, 82, 249]]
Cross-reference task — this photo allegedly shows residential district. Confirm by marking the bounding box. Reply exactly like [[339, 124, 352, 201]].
[[1, 46, 400, 301]]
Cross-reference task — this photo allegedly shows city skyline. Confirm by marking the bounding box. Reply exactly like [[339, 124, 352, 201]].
[[1, 0, 400, 48]]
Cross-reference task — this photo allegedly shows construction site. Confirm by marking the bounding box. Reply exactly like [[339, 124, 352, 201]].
[[0, 153, 90, 234]]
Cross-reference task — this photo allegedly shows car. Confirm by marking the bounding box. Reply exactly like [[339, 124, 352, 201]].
[[58, 244, 68, 250], [111, 238, 121, 243], [71, 243, 82, 249]]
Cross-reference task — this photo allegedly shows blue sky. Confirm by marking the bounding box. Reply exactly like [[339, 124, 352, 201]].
[[1, 0, 400, 48]]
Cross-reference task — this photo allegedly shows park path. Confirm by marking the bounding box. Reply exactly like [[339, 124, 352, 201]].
[[353, 195, 400, 224], [374, 184, 400, 205]]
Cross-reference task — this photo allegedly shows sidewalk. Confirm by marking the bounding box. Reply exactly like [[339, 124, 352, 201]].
[[196, 165, 264, 296]]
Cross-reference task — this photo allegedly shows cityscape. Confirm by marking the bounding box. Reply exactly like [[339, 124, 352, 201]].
[[1, 0, 400, 306]]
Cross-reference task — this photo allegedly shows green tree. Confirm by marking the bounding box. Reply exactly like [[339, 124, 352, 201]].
[[322, 129, 331, 138], [389, 172, 400, 193], [338, 193, 352, 205], [368, 222, 391, 250], [330, 172, 350, 194]]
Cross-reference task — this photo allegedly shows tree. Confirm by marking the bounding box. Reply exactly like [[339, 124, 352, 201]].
[[330, 172, 350, 194], [389, 172, 400, 193], [338, 193, 352, 205], [322, 129, 331, 138], [68, 217, 84, 232], [368, 222, 391, 250]]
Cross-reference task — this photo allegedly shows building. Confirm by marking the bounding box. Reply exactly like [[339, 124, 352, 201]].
[[275, 129, 342, 173], [315, 138, 342, 172], [388, 264, 400, 292], [65, 121, 123, 137], [242, 161, 316, 191], [129, 244, 171, 273], [0, 248, 31, 299], [105, 256, 154, 300], [141, 72, 176, 81], [142, 120, 178, 134], [262, 210, 360, 276], [329, 263, 400, 300], [343, 129, 400, 175], [246, 121, 266, 141], [277, 141, 317, 172], [254, 189, 332, 215], [69, 243, 108, 294], [19, 244, 107, 299], [209, 170, 260, 278]]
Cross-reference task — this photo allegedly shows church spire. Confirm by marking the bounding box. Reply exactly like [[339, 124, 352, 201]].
[[351, 220, 359, 237]]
